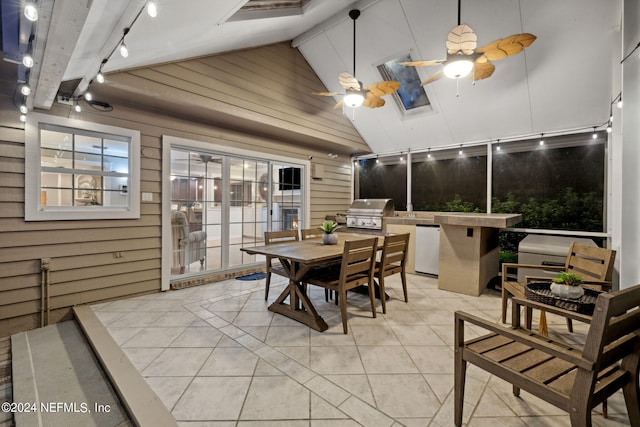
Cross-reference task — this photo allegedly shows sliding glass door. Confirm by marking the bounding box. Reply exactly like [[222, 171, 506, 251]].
[[169, 147, 304, 279]]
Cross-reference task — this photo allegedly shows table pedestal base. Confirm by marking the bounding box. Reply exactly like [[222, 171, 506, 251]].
[[269, 281, 328, 332]]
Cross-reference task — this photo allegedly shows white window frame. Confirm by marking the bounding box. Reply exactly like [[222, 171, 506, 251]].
[[25, 113, 140, 220]]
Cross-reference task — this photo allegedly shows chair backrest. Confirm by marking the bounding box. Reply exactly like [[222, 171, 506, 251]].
[[379, 233, 410, 274], [578, 284, 640, 380], [171, 210, 189, 241], [300, 228, 323, 240], [264, 230, 299, 245], [564, 242, 616, 282], [339, 238, 378, 286]]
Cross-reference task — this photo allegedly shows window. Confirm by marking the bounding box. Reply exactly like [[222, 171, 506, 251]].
[[412, 146, 487, 212], [377, 53, 432, 116], [25, 113, 140, 220]]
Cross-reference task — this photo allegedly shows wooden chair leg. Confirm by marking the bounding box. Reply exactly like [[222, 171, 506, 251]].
[[401, 271, 408, 303], [265, 271, 272, 301], [368, 281, 377, 318], [501, 288, 509, 324], [339, 288, 348, 334], [454, 356, 466, 427], [378, 276, 387, 314]]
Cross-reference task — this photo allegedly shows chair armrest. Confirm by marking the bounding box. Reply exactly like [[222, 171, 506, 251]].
[[455, 310, 593, 370], [502, 263, 564, 283], [187, 230, 206, 243]]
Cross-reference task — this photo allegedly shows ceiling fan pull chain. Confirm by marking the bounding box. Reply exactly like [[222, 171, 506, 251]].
[[456, 78, 460, 97]]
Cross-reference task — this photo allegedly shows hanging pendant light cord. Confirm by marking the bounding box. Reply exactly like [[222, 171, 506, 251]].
[[349, 9, 360, 77]]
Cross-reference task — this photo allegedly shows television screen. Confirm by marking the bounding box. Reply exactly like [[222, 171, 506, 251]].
[[278, 167, 301, 190]]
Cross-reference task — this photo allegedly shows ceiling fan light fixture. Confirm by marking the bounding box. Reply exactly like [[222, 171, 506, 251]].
[[343, 90, 364, 108], [443, 54, 474, 79]]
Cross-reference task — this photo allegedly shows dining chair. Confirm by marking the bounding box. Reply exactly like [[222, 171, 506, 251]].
[[375, 233, 410, 314], [264, 230, 299, 300], [300, 228, 323, 240], [306, 237, 378, 334], [501, 242, 616, 333]]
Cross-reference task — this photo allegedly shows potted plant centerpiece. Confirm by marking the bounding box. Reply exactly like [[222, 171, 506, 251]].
[[320, 220, 341, 245], [550, 272, 584, 299]]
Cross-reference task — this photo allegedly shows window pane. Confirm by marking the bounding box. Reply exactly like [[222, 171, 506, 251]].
[[75, 135, 102, 155], [357, 158, 407, 211], [492, 133, 604, 232], [412, 147, 487, 212], [41, 147, 72, 168], [74, 152, 102, 170], [104, 155, 129, 173], [41, 129, 72, 151]]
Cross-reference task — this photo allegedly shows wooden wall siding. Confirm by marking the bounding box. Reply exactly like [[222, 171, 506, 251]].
[[0, 42, 356, 336]]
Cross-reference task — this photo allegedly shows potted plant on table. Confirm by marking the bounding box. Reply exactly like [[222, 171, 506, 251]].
[[550, 272, 584, 299], [319, 220, 341, 245]]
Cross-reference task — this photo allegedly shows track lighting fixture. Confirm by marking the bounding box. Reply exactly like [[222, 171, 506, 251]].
[[592, 127, 597, 139], [119, 40, 129, 58], [20, 114, 27, 122], [21, 84, 31, 96], [23, 53, 34, 68], [24, 1, 38, 22], [607, 123, 612, 133], [74, 101, 82, 113], [119, 28, 130, 58], [539, 134, 544, 146], [617, 97, 623, 108], [147, 1, 158, 17], [96, 71, 105, 83], [20, 105, 28, 114], [84, 92, 93, 102]]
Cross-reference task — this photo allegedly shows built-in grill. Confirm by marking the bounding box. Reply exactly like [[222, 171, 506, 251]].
[[345, 199, 394, 230]]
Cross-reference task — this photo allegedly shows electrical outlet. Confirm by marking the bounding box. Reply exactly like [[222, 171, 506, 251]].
[[57, 95, 73, 105]]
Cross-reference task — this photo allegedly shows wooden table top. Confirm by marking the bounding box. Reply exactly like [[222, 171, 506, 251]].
[[241, 233, 384, 265]]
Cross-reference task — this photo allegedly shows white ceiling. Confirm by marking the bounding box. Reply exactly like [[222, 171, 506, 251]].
[[14, 0, 623, 155]]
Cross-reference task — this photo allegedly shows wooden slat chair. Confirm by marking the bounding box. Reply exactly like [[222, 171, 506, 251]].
[[300, 228, 323, 240], [300, 227, 340, 301], [305, 238, 378, 334], [501, 242, 616, 332], [264, 230, 299, 301], [375, 233, 410, 314], [455, 284, 640, 427]]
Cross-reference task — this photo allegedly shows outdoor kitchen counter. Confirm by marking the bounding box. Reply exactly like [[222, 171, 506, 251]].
[[433, 213, 522, 296], [384, 216, 436, 225]]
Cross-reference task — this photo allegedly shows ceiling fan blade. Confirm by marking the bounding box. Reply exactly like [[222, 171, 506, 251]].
[[475, 33, 537, 61], [363, 94, 385, 108], [422, 70, 444, 85], [311, 91, 341, 96], [338, 72, 361, 91], [446, 24, 477, 55], [333, 99, 344, 110], [363, 80, 400, 96], [399, 59, 445, 67], [471, 61, 495, 80]]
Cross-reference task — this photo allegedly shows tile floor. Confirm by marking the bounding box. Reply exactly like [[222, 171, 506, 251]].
[[91, 274, 632, 426]]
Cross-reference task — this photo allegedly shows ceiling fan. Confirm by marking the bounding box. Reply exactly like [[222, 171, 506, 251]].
[[312, 9, 400, 110], [400, 0, 536, 94]]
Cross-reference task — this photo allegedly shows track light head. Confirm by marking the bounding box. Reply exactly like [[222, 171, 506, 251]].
[[24, 2, 38, 22]]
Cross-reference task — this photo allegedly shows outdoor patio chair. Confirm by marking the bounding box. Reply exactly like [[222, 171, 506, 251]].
[[264, 230, 299, 300], [375, 233, 410, 314]]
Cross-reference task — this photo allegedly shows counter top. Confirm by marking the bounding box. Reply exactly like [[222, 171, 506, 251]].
[[384, 217, 436, 225], [433, 212, 522, 228]]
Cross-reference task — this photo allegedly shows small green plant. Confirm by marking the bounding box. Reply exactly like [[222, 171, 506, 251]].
[[319, 220, 340, 234], [552, 272, 583, 287]]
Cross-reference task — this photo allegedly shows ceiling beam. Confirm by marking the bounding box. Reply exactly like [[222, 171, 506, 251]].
[[33, 0, 91, 109]]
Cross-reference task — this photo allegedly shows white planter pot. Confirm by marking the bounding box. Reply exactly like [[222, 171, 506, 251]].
[[322, 233, 338, 245], [550, 283, 584, 299]]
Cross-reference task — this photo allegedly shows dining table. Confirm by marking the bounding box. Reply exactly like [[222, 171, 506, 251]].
[[241, 233, 385, 332]]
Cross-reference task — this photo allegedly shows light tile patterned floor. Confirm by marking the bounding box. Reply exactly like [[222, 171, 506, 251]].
[[92, 274, 632, 426]]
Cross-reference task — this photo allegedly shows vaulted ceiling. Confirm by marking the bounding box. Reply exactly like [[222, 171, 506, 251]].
[[1, 0, 623, 155]]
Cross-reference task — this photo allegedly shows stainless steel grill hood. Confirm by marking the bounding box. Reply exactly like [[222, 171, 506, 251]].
[[346, 199, 394, 230]]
